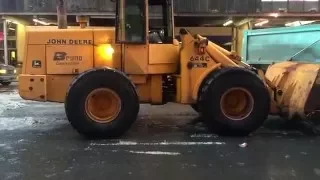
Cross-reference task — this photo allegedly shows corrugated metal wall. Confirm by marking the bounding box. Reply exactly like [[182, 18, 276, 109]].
[[0, 0, 319, 14]]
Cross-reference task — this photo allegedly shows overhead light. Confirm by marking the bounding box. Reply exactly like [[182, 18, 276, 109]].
[[33, 19, 50, 26], [255, 20, 269, 27], [269, 13, 279, 18], [9, 28, 15, 31], [223, 20, 233, 26], [285, 21, 316, 27]]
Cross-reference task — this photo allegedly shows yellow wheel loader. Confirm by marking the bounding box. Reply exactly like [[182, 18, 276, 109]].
[[18, 0, 320, 138]]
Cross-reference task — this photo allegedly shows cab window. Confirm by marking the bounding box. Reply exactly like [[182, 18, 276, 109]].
[[149, 0, 174, 44], [116, 0, 146, 43]]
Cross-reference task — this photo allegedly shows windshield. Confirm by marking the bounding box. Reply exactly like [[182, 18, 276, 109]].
[[290, 39, 320, 63]]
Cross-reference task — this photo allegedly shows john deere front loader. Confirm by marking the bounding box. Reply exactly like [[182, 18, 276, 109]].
[[17, 0, 320, 138]]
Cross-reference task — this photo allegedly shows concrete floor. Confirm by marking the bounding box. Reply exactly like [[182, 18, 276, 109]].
[[0, 83, 320, 180]]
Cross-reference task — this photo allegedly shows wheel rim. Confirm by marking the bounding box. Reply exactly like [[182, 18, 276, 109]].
[[85, 88, 121, 123], [220, 87, 254, 121]]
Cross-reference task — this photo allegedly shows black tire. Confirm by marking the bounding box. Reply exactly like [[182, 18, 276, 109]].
[[65, 68, 140, 138], [199, 67, 270, 136], [1, 82, 11, 86]]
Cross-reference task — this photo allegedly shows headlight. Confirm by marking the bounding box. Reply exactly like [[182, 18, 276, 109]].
[[0, 69, 7, 74], [105, 46, 114, 55], [97, 44, 114, 61]]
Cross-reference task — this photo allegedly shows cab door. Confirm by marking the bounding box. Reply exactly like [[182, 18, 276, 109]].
[[148, 0, 179, 74], [115, 0, 149, 74]]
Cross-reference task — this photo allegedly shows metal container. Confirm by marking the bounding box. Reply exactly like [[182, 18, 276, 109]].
[[242, 24, 320, 66]]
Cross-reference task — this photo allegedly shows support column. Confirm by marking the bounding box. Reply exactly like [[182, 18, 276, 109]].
[[3, 19, 8, 65], [56, 0, 68, 29]]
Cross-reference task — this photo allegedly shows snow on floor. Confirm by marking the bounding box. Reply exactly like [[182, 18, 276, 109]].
[[0, 91, 66, 131], [0, 117, 67, 131], [127, 150, 181, 156], [0, 91, 26, 115], [0, 92, 33, 131], [90, 140, 226, 146]]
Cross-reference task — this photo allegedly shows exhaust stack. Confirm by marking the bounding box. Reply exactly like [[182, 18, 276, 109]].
[[56, 0, 67, 29]]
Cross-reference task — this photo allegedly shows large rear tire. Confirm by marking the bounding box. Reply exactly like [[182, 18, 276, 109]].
[[65, 68, 140, 138], [199, 67, 270, 136]]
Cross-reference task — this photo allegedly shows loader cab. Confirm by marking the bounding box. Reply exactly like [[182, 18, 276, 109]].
[[114, 0, 179, 75], [115, 0, 174, 44]]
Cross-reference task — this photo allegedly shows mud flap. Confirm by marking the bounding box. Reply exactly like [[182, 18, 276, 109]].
[[265, 61, 320, 120]]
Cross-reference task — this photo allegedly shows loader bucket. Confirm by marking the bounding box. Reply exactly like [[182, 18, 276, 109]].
[[265, 61, 320, 120]]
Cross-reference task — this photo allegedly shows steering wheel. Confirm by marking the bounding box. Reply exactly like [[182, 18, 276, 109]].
[[149, 27, 165, 42]]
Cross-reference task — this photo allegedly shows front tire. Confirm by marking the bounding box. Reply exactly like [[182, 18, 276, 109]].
[[65, 68, 140, 138], [199, 67, 270, 136]]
